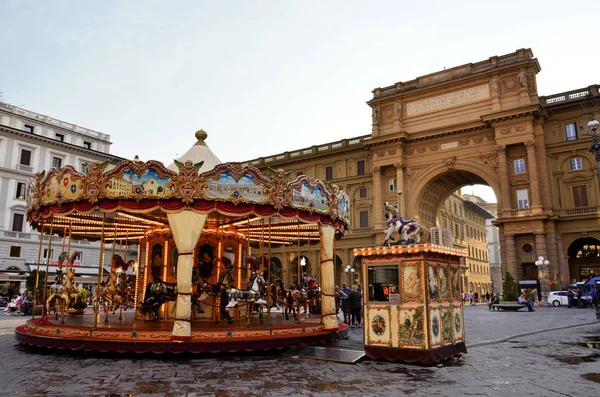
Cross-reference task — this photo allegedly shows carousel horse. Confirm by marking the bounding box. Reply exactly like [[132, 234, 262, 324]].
[[275, 281, 301, 322], [139, 279, 178, 320], [198, 264, 236, 298], [45, 251, 82, 323], [224, 272, 268, 324], [382, 201, 423, 246], [97, 254, 136, 321]]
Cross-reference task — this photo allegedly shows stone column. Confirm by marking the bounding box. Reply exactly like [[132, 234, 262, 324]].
[[556, 235, 569, 289], [373, 166, 384, 229], [395, 161, 406, 216], [504, 234, 518, 279], [535, 233, 549, 303], [525, 141, 542, 213], [496, 145, 512, 216]]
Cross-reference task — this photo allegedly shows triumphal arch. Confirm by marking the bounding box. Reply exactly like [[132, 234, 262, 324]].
[[366, 48, 600, 296]]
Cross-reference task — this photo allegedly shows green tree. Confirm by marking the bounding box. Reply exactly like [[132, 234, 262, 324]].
[[502, 271, 519, 302], [26, 270, 47, 303]]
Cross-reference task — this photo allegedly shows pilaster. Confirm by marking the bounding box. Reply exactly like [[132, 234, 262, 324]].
[[525, 140, 542, 214]]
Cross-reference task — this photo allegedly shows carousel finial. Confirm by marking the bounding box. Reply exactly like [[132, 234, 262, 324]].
[[134, 155, 140, 161], [195, 129, 208, 146]]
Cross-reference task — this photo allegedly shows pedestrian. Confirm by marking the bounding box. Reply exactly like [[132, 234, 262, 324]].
[[340, 283, 351, 324], [334, 286, 340, 315], [567, 289, 574, 308], [461, 291, 465, 304], [473, 292, 479, 305], [577, 289, 584, 308], [485, 292, 490, 302], [348, 285, 362, 328], [467, 291, 473, 305]]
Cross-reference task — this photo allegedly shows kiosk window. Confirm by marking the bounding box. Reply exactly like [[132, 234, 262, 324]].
[[368, 265, 399, 302]]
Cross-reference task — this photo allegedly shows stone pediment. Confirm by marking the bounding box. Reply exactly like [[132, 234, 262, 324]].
[[563, 173, 592, 184], [510, 176, 530, 186]]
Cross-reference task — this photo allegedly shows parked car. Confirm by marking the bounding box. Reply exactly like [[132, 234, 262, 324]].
[[547, 291, 569, 306]]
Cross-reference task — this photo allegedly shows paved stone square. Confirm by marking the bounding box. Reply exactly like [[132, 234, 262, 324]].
[[0, 305, 599, 396]]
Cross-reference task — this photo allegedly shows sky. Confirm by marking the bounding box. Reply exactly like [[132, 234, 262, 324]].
[[2, 1, 600, 205]]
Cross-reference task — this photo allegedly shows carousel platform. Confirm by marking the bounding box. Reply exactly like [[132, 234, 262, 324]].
[[15, 311, 348, 354]]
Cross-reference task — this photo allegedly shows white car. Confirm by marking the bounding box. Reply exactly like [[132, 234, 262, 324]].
[[546, 291, 569, 306]]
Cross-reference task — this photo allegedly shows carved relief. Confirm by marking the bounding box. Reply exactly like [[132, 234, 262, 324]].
[[489, 75, 500, 97], [525, 140, 536, 149], [377, 151, 385, 158], [405, 148, 415, 155], [459, 138, 470, 146], [473, 136, 484, 144], [407, 165, 432, 185], [429, 145, 439, 151], [517, 68, 528, 91], [394, 101, 402, 118], [515, 124, 527, 132], [499, 126, 511, 135], [485, 133, 495, 142], [444, 157, 456, 170], [481, 153, 499, 173], [417, 146, 427, 153], [372, 106, 381, 124], [388, 149, 397, 155]]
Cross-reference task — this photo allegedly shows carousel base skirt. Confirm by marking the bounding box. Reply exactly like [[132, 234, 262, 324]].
[[15, 313, 347, 354], [364, 343, 467, 365]]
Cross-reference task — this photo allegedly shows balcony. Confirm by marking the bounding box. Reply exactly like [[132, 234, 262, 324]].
[[510, 208, 532, 217], [561, 206, 600, 217]]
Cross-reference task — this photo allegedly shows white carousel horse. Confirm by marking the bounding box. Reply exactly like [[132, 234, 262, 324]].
[[225, 272, 268, 324], [46, 251, 82, 323], [382, 202, 423, 246]]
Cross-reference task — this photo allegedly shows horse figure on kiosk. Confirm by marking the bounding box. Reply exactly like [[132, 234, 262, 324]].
[[46, 251, 82, 323], [382, 202, 424, 246]]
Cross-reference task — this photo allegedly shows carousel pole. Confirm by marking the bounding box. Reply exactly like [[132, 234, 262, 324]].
[[267, 218, 272, 329], [61, 220, 73, 324], [32, 220, 45, 320], [40, 218, 54, 320], [106, 226, 117, 322], [93, 213, 107, 330], [297, 220, 301, 286]]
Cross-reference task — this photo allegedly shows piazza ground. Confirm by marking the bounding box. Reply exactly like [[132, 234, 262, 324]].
[[0, 305, 599, 396]]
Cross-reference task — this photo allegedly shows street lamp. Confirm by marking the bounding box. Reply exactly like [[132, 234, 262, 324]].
[[345, 265, 355, 284], [586, 117, 600, 181], [535, 256, 550, 304]]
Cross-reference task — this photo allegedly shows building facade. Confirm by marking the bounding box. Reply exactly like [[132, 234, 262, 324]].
[[0, 102, 123, 294], [242, 49, 600, 297]]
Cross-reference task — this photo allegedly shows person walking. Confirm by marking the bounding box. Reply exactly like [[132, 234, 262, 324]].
[[567, 289, 574, 308], [467, 291, 473, 305], [348, 285, 362, 328], [340, 283, 351, 324]]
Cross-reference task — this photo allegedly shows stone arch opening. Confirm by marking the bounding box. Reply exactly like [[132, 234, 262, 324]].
[[567, 237, 600, 282]]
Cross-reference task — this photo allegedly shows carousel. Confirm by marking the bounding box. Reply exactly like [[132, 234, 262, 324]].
[[15, 130, 350, 354]]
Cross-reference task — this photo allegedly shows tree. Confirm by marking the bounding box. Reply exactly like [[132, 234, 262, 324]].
[[502, 272, 519, 302], [26, 270, 47, 303]]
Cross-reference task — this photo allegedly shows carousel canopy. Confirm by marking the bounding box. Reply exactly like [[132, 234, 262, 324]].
[[26, 130, 350, 245]]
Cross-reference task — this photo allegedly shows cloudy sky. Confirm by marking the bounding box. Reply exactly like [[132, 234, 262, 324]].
[[2, 1, 599, 203]]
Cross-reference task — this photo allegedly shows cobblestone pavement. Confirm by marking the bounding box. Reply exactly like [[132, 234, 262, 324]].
[[0, 305, 599, 396]]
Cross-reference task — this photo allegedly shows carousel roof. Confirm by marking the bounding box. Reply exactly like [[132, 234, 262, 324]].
[[26, 130, 350, 245]]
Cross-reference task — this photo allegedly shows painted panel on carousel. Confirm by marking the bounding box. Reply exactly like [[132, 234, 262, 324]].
[[106, 168, 173, 198], [337, 191, 350, 221], [206, 171, 267, 202], [401, 261, 422, 303], [397, 305, 426, 349], [427, 262, 440, 303], [428, 307, 442, 348], [366, 305, 392, 347], [439, 265, 451, 301], [450, 266, 461, 300], [40, 167, 85, 205], [441, 306, 453, 345], [290, 182, 328, 212], [453, 304, 465, 343]]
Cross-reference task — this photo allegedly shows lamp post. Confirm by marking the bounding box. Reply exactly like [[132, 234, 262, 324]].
[[586, 117, 600, 181], [345, 265, 355, 285], [535, 256, 550, 305]]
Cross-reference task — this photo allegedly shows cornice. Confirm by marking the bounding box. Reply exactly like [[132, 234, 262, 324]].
[[0, 125, 124, 162]]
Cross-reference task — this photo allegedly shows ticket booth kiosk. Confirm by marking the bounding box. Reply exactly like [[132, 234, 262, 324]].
[[356, 244, 467, 364]]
